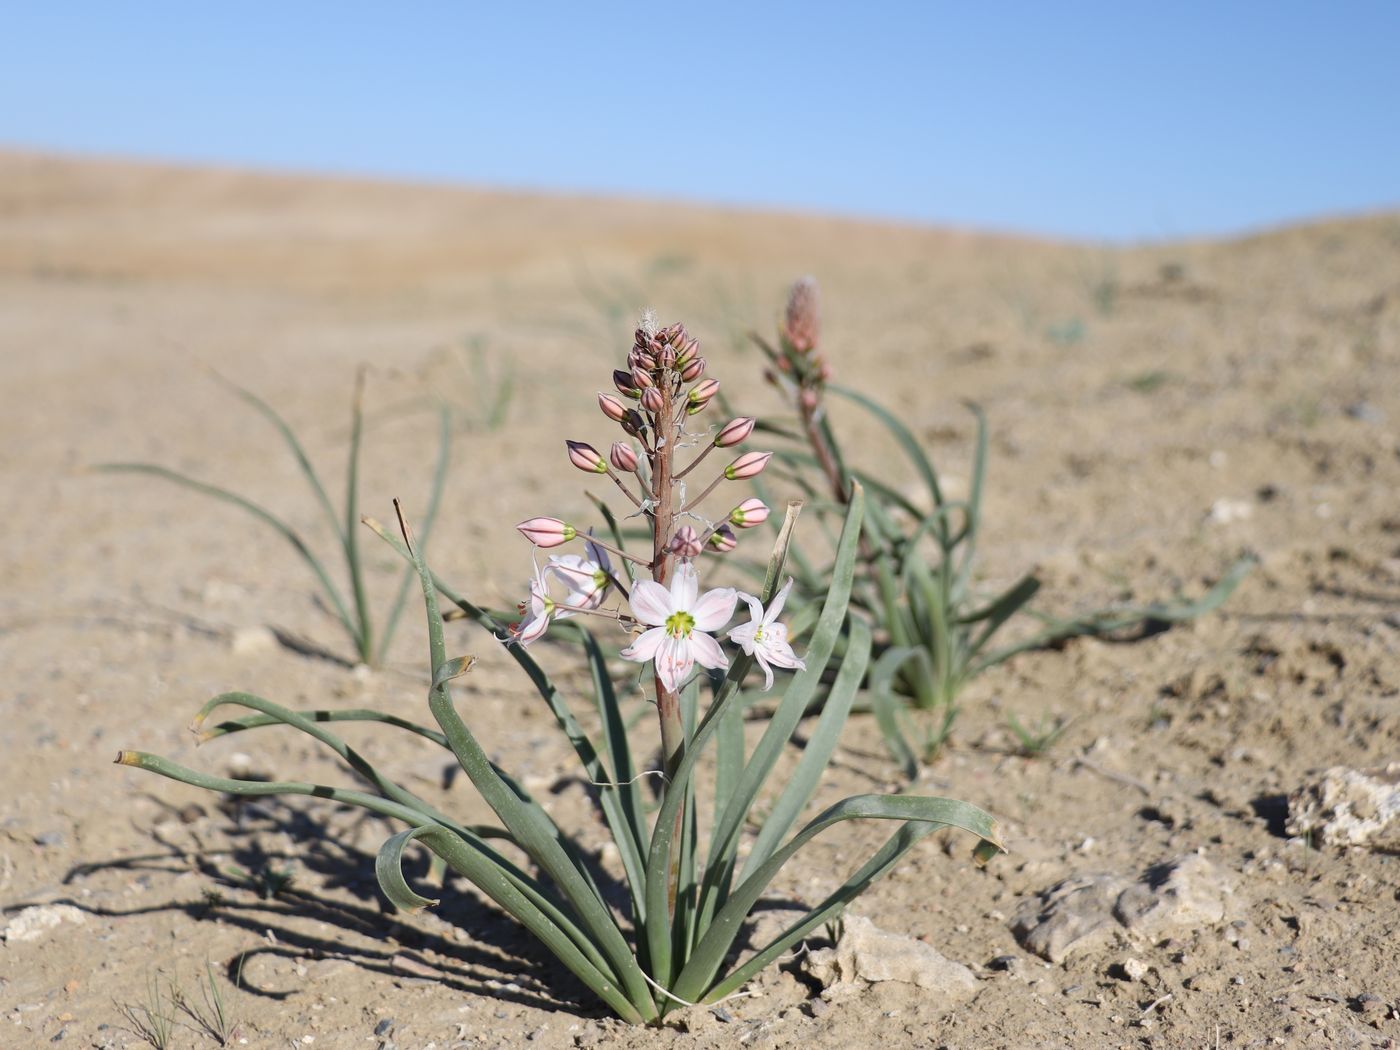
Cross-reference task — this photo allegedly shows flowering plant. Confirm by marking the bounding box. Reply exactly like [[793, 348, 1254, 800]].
[[118, 318, 1001, 1023], [751, 279, 1254, 774]]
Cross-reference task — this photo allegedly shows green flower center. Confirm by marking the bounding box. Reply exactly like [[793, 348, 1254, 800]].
[[665, 611, 695, 638], [753, 625, 765, 643], [592, 569, 609, 588]]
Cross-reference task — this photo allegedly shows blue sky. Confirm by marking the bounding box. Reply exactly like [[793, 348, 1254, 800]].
[[3, 3, 1398, 241]]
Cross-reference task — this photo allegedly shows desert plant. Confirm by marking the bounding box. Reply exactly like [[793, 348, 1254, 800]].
[[118, 319, 1002, 1024], [173, 959, 242, 1046], [98, 370, 450, 666], [750, 278, 1254, 776]]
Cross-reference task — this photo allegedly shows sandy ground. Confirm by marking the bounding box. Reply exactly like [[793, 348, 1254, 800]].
[[1, 151, 1398, 1049]]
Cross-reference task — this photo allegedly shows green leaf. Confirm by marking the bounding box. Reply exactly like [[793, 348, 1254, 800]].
[[742, 617, 873, 875], [828, 384, 947, 532], [673, 792, 1003, 1003], [376, 825, 440, 912], [869, 647, 924, 780]]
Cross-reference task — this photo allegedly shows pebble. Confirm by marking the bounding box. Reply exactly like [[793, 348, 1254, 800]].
[[1358, 994, 1384, 1014], [33, 831, 65, 847], [988, 955, 1021, 973], [374, 1018, 396, 1036]]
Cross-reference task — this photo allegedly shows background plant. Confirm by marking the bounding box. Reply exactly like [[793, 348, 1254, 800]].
[[749, 277, 1255, 776], [98, 370, 450, 667], [118, 321, 1002, 1024]]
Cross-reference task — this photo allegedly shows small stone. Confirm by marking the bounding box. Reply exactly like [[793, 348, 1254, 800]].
[[802, 915, 978, 1003], [1119, 958, 1148, 981], [2, 904, 87, 943], [806, 998, 829, 1018], [1209, 498, 1253, 525], [231, 625, 278, 655], [1357, 994, 1384, 1013], [711, 1007, 735, 1023], [988, 955, 1021, 972], [374, 1019, 396, 1037], [34, 831, 65, 847], [1286, 764, 1400, 849]]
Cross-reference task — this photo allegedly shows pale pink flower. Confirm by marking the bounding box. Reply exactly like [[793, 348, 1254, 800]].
[[728, 498, 769, 528], [621, 562, 737, 692], [597, 393, 628, 422], [668, 525, 702, 559], [714, 416, 755, 447], [727, 578, 805, 690], [547, 537, 612, 617], [724, 450, 771, 480], [517, 517, 576, 548], [610, 441, 639, 472], [508, 565, 555, 647], [566, 440, 608, 474], [708, 524, 737, 553]]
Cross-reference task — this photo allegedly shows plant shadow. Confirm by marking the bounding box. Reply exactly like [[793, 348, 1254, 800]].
[[51, 792, 607, 1017]]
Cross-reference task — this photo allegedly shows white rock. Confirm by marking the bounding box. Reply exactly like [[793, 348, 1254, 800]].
[[1208, 498, 1253, 525], [1286, 763, 1400, 849], [230, 625, 278, 655], [2, 904, 87, 943], [802, 915, 978, 1003]]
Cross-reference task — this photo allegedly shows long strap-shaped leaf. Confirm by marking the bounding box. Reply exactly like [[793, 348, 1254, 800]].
[[115, 750, 639, 1020], [398, 508, 657, 1021], [741, 616, 873, 876], [672, 793, 1002, 1003], [367, 520, 651, 924], [690, 489, 864, 968], [869, 647, 926, 780], [700, 821, 937, 1001]]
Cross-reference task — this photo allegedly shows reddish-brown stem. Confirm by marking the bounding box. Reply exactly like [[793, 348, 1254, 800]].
[[649, 372, 686, 919]]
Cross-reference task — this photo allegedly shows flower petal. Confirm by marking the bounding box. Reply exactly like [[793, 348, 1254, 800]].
[[691, 586, 738, 632], [753, 650, 776, 691], [759, 638, 805, 671], [629, 580, 673, 626], [735, 590, 764, 625], [688, 630, 728, 671], [727, 620, 758, 654], [670, 561, 699, 612], [764, 577, 796, 625], [514, 612, 551, 647], [620, 625, 667, 663], [655, 635, 694, 693]]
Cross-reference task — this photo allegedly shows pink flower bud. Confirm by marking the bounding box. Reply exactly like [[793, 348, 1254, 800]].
[[714, 416, 755, 447], [782, 276, 821, 353], [728, 498, 769, 528], [621, 409, 646, 436], [724, 450, 772, 481], [708, 524, 737, 553], [613, 369, 640, 399], [641, 386, 665, 414], [598, 392, 628, 422], [679, 355, 706, 382], [628, 347, 656, 371], [566, 440, 607, 474], [610, 441, 638, 471], [799, 388, 820, 412], [517, 517, 577, 548], [686, 378, 720, 415], [658, 345, 676, 369], [669, 525, 703, 559], [631, 366, 654, 389], [675, 336, 700, 367], [688, 378, 720, 405]]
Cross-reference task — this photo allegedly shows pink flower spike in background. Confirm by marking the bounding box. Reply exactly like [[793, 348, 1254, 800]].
[[621, 563, 737, 692], [727, 577, 805, 690]]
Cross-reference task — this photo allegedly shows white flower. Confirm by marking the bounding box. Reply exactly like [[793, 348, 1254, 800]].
[[621, 562, 737, 692], [508, 564, 554, 647], [547, 537, 612, 617], [727, 577, 805, 690]]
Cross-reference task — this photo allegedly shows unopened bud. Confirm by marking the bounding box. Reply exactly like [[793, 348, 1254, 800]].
[[728, 498, 769, 528], [610, 441, 638, 472], [669, 525, 703, 559], [631, 366, 654, 389], [708, 524, 737, 553], [517, 517, 576, 548], [714, 416, 755, 447], [613, 369, 640, 399], [679, 355, 706, 382], [628, 347, 655, 371], [724, 450, 771, 481], [566, 440, 607, 474], [686, 378, 720, 415], [598, 392, 628, 422], [621, 409, 646, 435], [675, 336, 700, 367], [799, 388, 820, 412], [641, 386, 665, 414], [782, 276, 821, 353]]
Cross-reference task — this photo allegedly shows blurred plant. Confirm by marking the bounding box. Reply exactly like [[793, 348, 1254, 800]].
[[173, 959, 243, 1047], [750, 277, 1255, 777], [1005, 712, 1071, 758], [118, 319, 1001, 1024], [97, 371, 450, 667], [117, 972, 176, 1050], [451, 335, 516, 432]]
